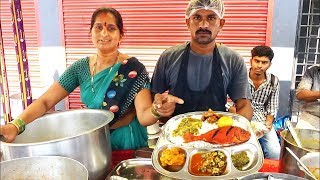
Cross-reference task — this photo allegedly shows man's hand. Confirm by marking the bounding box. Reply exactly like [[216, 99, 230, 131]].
[[255, 130, 264, 139], [265, 123, 273, 131], [265, 115, 274, 131], [153, 93, 184, 118], [296, 89, 320, 102]]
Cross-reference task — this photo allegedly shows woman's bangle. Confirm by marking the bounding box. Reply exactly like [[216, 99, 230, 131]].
[[151, 106, 162, 119], [8, 118, 26, 135]]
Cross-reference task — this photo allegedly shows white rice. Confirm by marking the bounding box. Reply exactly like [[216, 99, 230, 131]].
[[165, 115, 217, 148], [165, 114, 248, 148]]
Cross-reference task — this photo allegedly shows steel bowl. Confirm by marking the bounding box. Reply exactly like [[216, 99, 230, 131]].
[[0, 109, 114, 180], [1, 156, 88, 180], [279, 128, 320, 177], [299, 152, 320, 180]]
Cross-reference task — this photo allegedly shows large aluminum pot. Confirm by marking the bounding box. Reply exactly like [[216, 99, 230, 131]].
[[0, 109, 114, 180], [279, 128, 320, 177], [1, 156, 88, 179]]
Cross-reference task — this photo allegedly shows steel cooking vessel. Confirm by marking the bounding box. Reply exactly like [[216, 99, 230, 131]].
[[1, 156, 88, 180], [279, 128, 320, 177], [0, 109, 114, 180], [240, 172, 306, 180], [299, 152, 320, 180]]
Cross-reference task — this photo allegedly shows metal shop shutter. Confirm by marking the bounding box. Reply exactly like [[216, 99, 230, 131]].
[[61, 0, 273, 109], [0, 1, 41, 97]]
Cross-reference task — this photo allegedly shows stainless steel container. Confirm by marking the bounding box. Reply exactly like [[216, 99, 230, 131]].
[[107, 158, 175, 180], [240, 172, 306, 180], [279, 129, 320, 177], [0, 109, 114, 180], [299, 152, 320, 180], [1, 156, 88, 180]]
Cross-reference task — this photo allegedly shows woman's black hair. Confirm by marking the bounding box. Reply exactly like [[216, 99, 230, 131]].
[[90, 7, 124, 36]]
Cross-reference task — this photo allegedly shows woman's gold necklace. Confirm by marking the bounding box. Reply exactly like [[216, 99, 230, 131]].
[[91, 53, 119, 93]]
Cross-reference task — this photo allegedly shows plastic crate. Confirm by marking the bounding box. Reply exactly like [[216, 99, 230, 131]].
[[112, 150, 135, 168]]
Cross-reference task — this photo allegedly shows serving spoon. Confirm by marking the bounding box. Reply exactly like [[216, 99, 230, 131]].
[[285, 147, 317, 180], [285, 121, 303, 148]]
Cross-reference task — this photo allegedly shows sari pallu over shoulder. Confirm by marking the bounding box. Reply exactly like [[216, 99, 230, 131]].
[[80, 61, 121, 109], [80, 57, 150, 126], [81, 57, 150, 150]]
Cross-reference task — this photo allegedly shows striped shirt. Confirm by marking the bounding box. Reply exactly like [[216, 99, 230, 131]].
[[249, 72, 280, 122]]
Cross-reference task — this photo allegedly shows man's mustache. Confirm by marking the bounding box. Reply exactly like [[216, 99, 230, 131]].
[[196, 29, 212, 34]]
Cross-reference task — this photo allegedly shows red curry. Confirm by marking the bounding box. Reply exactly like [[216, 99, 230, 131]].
[[189, 151, 227, 176]]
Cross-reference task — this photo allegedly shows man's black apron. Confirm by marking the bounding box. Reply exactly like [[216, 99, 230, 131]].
[[171, 43, 226, 116]]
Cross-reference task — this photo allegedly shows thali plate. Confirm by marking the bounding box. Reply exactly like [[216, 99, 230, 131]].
[[151, 111, 264, 180]]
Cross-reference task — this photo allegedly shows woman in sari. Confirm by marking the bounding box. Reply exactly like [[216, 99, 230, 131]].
[[0, 7, 182, 150]]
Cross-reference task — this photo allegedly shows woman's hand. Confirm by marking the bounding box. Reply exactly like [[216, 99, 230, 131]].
[[0, 124, 19, 143], [153, 93, 184, 117]]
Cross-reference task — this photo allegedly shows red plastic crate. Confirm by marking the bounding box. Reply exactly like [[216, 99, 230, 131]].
[[112, 150, 135, 168]]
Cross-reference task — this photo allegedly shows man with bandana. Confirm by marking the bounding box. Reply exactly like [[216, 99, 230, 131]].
[[151, 0, 253, 121]]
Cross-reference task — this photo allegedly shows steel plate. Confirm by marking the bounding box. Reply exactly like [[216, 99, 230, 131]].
[[152, 111, 264, 180], [107, 158, 177, 180]]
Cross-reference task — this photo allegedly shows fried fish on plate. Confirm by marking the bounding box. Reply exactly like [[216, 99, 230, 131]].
[[183, 126, 251, 145]]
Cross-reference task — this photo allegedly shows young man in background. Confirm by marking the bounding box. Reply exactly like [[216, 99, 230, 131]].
[[248, 45, 281, 160]]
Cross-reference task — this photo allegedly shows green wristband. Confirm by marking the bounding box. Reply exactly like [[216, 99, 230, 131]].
[[8, 118, 26, 135]]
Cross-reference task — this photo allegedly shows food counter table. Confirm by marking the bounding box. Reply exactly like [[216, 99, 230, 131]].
[[109, 149, 282, 179], [109, 110, 317, 180]]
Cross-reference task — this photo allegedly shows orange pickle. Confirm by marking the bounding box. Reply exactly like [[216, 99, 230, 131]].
[[158, 147, 186, 172]]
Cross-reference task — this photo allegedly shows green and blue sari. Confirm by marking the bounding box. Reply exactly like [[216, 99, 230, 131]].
[[80, 57, 149, 150]]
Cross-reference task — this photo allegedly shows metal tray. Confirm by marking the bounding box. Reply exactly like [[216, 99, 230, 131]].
[[107, 158, 178, 180], [151, 111, 264, 180]]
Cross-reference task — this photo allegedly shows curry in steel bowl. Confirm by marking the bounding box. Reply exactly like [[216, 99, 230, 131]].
[[189, 150, 228, 176], [158, 145, 187, 172]]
